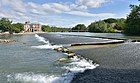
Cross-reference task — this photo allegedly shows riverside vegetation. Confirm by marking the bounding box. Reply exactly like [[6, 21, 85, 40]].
[[0, 0, 140, 35]]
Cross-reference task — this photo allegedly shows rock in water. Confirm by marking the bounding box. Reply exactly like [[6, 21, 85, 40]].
[[67, 53, 75, 58], [62, 48, 69, 53], [0, 39, 16, 43], [58, 58, 69, 62], [54, 47, 63, 51]]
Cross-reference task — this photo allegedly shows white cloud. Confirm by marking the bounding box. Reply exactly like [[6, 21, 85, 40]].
[[0, 10, 13, 19], [27, 2, 115, 17], [50, 3, 71, 12], [77, 5, 88, 10], [28, 2, 71, 14], [76, 0, 111, 8], [66, 11, 115, 17], [0, 0, 113, 17], [26, 0, 112, 17], [42, 3, 62, 13], [0, 0, 116, 27], [1, 0, 26, 13]]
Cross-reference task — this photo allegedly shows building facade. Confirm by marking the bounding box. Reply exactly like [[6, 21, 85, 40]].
[[23, 22, 42, 32]]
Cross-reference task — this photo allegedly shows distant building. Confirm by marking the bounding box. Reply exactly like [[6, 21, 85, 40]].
[[23, 22, 42, 32]]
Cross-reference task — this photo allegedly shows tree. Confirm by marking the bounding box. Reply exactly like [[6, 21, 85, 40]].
[[0, 18, 24, 33], [0, 18, 12, 32], [88, 21, 112, 33], [114, 18, 126, 31], [104, 18, 117, 23], [72, 24, 87, 31], [42, 25, 51, 32], [41, 25, 70, 32], [12, 23, 24, 33], [124, 1, 140, 35]]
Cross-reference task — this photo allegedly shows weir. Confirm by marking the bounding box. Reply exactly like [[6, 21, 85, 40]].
[[71, 40, 124, 46]]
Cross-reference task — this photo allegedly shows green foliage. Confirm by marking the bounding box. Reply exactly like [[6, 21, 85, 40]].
[[72, 24, 87, 31], [42, 25, 51, 32], [0, 18, 23, 33], [42, 25, 70, 32], [0, 18, 12, 32], [88, 18, 126, 33], [114, 18, 126, 30], [104, 18, 117, 23], [88, 21, 106, 32], [124, 1, 140, 35], [88, 21, 116, 33], [12, 23, 24, 33]]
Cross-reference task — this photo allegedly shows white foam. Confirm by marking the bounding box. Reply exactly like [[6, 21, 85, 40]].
[[13, 34, 99, 83], [62, 56, 99, 73], [106, 40, 124, 43], [7, 56, 99, 83], [134, 41, 140, 44], [7, 73, 72, 83], [33, 34, 62, 49], [35, 34, 49, 44], [31, 44, 62, 49]]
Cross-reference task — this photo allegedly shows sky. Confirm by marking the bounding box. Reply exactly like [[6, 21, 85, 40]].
[[0, 0, 139, 27]]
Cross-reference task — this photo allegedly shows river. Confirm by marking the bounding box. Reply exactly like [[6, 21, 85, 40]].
[[0, 33, 99, 83], [0, 32, 140, 83]]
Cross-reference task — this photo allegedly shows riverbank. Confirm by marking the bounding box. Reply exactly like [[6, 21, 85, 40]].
[[0, 32, 46, 35]]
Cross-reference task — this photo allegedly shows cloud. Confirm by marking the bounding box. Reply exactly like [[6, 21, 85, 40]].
[[28, 2, 71, 14], [66, 11, 115, 17], [1, 0, 26, 13], [0, 0, 116, 27], [27, 2, 115, 17], [76, 0, 111, 9], [0, 0, 113, 17], [50, 3, 71, 12]]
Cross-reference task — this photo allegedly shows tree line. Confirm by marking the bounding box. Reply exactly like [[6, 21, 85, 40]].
[[72, 18, 125, 33], [88, 18, 125, 33], [41, 25, 70, 32]]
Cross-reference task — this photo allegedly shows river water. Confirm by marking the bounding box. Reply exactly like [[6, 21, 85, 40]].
[[0, 32, 139, 83], [0, 33, 100, 83]]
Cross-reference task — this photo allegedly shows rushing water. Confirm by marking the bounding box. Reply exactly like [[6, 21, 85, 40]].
[[0, 33, 99, 83], [1, 32, 140, 83]]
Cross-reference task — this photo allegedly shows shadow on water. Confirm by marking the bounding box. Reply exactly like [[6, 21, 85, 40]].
[[71, 68, 140, 83]]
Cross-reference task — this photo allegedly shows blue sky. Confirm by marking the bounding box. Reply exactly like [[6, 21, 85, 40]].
[[0, 0, 139, 27]]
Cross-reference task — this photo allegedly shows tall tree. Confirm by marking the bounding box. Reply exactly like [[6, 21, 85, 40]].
[[12, 23, 24, 33], [72, 24, 87, 31], [104, 18, 117, 23], [125, 0, 140, 35], [88, 21, 115, 33], [114, 18, 126, 31], [0, 18, 12, 32], [42, 25, 51, 32]]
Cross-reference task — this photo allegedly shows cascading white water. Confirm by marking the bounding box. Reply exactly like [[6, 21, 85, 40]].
[[7, 56, 99, 83], [32, 34, 63, 49], [7, 34, 99, 83]]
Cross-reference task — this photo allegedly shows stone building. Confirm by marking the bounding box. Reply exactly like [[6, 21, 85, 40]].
[[23, 22, 42, 32]]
